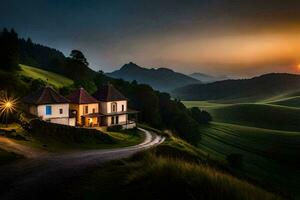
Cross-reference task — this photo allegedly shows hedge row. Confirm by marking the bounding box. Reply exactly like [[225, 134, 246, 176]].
[[29, 119, 114, 144]]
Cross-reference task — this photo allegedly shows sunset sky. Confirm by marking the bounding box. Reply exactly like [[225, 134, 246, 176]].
[[1, 0, 300, 77]]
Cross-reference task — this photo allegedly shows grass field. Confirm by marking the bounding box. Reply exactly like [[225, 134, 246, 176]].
[[19, 64, 73, 88], [58, 142, 281, 200], [182, 100, 300, 198]]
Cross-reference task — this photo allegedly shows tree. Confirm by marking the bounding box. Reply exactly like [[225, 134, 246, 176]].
[[69, 50, 89, 66], [0, 28, 20, 72], [190, 107, 212, 124]]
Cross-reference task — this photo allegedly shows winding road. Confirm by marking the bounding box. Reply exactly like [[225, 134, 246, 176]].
[[0, 128, 164, 200]]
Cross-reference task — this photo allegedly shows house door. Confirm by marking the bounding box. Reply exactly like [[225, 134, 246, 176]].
[[111, 116, 115, 125], [116, 116, 119, 124]]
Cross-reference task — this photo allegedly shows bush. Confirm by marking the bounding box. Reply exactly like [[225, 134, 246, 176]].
[[107, 125, 123, 132], [190, 107, 212, 124], [29, 119, 114, 144]]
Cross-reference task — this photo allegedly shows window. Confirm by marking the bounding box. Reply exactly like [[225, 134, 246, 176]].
[[59, 108, 63, 114], [111, 102, 117, 112], [122, 105, 124, 111], [92, 108, 96, 113], [45, 105, 52, 115], [84, 106, 88, 114]]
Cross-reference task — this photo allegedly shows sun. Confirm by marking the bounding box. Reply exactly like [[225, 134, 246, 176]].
[[298, 64, 300, 70]]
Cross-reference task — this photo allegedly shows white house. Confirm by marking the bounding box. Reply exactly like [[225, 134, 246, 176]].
[[93, 83, 138, 129], [23, 86, 75, 126]]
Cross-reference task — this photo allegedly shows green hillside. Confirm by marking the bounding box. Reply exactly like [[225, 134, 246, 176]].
[[182, 100, 300, 198], [267, 96, 300, 108], [204, 103, 300, 132], [197, 122, 300, 198], [19, 64, 74, 88]]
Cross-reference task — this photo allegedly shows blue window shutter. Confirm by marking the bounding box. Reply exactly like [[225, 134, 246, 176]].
[[46, 106, 52, 115]]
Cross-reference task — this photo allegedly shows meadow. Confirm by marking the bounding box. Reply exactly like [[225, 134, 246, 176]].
[[19, 64, 74, 88], [182, 100, 300, 198]]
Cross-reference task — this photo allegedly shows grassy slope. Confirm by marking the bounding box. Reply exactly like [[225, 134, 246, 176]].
[[267, 96, 300, 108], [198, 122, 300, 197], [57, 137, 281, 200], [182, 101, 300, 198], [19, 64, 73, 88], [205, 103, 300, 132]]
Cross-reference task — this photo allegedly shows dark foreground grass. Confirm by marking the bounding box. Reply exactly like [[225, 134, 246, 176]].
[[62, 150, 281, 200], [52, 137, 282, 200]]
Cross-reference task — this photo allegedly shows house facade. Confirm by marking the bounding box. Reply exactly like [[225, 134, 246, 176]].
[[93, 84, 137, 129], [67, 87, 99, 126], [23, 86, 75, 126]]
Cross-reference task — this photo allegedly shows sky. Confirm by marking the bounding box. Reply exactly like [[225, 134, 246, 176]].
[[1, 0, 300, 77]]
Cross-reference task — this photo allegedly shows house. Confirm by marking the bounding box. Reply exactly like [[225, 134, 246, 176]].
[[67, 87, 99, 126], [22, 86, 75, 126], [93, 83, 138, 129]]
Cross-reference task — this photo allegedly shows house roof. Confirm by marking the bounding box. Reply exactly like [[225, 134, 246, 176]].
[[23, 86, 69, 105], [93, 83, 127, 102], [67, 87, 99, 104]]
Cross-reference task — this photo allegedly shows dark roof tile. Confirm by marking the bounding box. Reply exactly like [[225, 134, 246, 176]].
[[68, 87, 99, 104], [93, 84, 127, 102], [23, 86, 69, 105]]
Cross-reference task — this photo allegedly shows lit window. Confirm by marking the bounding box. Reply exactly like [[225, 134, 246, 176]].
[[45, 105, 52, 115], [92, 108, 96, 113]]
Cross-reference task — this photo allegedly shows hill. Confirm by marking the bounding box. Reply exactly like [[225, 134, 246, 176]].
[[203, 103, 300, 132], [182, 100, 300, 198], [173, 73, 300, 102], [19, 64, 74, 88], [266, 96, 300, 108], [197, 122, 300, 198], [189, 72, 228, 83], [107, 62, 200, 92], [18, 37, 96, 81]]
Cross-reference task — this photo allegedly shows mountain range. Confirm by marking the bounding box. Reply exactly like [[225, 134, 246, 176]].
[[106, 62, 200, 92], [172, 73, 300, 102]]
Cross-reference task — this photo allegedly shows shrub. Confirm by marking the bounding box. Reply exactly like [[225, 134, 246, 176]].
[[29, 119, 114, 144], [107, 125, 123, 132], [190, 107, 212, 124]]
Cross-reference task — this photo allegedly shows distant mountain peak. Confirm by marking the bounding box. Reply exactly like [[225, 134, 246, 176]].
[[107, 63, 200, 92], [120, 62, 142, 70]]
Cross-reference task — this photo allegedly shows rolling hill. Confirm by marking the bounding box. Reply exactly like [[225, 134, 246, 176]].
[[173, 73, 300, 102], [203, 103, 300, 132], [19, 64, 74, 88], [106, 62, 200, 92], [182, 100, 300, 198]]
